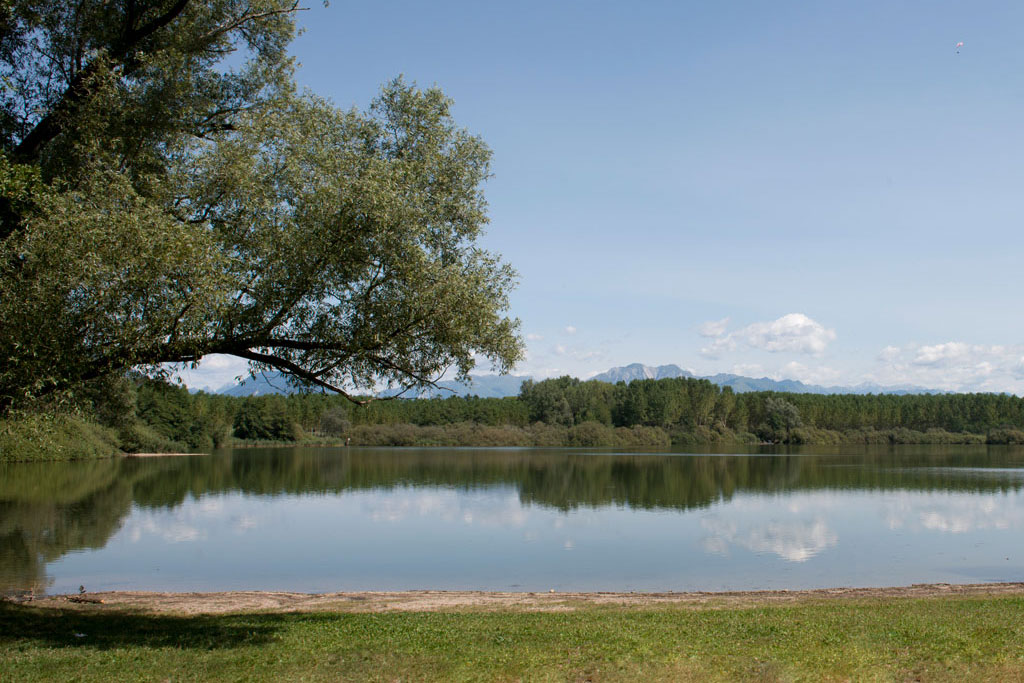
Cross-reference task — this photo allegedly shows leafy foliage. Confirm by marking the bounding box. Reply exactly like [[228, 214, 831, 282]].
[[519, 376, 1024, 443], [0, 0, 521, 412]]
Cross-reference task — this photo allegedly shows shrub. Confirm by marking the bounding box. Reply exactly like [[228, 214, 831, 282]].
[[0, 413, 120, 462], [568, 422, 615, 447], [987, 428, 1024, 445], [117, 422, 189, 454]]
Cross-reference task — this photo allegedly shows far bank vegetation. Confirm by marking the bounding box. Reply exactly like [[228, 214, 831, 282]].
[[5, 375, 1024, 461]]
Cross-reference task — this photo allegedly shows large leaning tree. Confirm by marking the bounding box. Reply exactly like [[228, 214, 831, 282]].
[[0, 0, 523, 411]]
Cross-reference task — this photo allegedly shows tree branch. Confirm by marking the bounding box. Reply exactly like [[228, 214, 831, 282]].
[[197, 2, 305, 44], [12, 0, 193, 164], [10, 0, 306, 166], [229, 348, 369, 404]]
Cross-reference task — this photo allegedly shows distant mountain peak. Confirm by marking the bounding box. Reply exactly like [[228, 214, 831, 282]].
[[589, 363, 694, 384], [215, 372, 315, 396]]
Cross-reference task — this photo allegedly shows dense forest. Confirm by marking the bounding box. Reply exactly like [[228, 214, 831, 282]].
[[6, 374, 1024, 460]]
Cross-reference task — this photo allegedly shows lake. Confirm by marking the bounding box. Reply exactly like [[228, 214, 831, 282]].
[[3, 445, 1024, 594]]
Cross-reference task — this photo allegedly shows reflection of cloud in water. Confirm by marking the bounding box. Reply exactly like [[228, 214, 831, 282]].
[[123, 497, 236, 544], [361, 488, 529, 527], [884, 493, 1024, 534], [127, 517, 203, 544], [199, 499, 223, 513], [701, 516, 837, 563], [233, 515, 258, 531]]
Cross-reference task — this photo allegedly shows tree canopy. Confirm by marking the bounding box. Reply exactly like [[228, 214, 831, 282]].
[[0, 0, 522, 411]]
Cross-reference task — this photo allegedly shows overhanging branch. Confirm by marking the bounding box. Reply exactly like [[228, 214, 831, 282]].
[[229, 348, 371, 404]]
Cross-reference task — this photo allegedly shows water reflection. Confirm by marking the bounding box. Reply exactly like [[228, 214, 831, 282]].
[[362, 488, 529, 527], [883, 492, 1024, 534], [701, 505, 838, 562], [1, 445, 1023, 593]]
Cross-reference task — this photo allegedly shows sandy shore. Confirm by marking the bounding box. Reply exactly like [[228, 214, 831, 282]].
[[15, 583, 1024, 615]]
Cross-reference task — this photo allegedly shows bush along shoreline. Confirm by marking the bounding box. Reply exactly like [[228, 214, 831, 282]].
[[5, 374, 1024, 461]]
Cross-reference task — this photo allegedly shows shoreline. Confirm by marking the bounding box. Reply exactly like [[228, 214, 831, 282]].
[[17, 582, 1024, 615]]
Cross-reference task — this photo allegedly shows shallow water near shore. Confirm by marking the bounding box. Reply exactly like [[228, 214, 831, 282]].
[[3, 445, 1024, 594]]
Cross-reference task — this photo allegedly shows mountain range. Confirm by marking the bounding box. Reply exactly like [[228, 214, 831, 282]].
[[590, 363, 935, 395], [212, 363, 937, 397]]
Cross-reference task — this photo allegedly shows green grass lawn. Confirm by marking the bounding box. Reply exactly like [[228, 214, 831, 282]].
[[3, 595, 1024, 681]]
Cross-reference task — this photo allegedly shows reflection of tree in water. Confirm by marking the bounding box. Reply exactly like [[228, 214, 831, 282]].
[[0, 460, 136, 592], [2, 445, 1023, 592], [518, 455, 807, 511]]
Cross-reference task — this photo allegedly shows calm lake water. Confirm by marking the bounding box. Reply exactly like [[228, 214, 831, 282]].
[[3, 445, 1024, 594]]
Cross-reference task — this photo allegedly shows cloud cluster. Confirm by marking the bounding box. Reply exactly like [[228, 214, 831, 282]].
[[776, 361, 842, 386], [912, 342, 974, 366], [698, 317, 730, 338], [873, 342, 1024, 393], [552, 344, 602, 362], [170, 353, 249, 392], [701, 313, 836, 358], [515, 323, 608, 379]]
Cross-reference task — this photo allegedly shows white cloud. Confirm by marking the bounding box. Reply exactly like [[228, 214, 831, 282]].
[[869, 342, 1024, 394], [170, 354, 249, 392], [775, 361, 841, 386], [878, 345, 901, 363], [564, 325, 577, 335], [701, 336, 737, 357], [519, 338, 606, 378], [913, 342, 971, 366], [731, 363, 766, 377], [742, 314, 836, 354], [701, 313, 836, 358], [698, 317, 730, 338], [526, 333, 544, 341]]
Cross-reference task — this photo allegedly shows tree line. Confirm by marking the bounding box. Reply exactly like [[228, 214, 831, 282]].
[[7, 373, 1024, 460], [518, 376, 1024, 444], [13, 374, 1021, 455]]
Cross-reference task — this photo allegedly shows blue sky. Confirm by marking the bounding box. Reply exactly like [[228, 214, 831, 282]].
[[182, 1, 1024, 393]]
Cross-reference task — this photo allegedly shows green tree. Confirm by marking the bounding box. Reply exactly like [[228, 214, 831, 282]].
[[0, 0, 522, 413], [760, 397, 802, 442]]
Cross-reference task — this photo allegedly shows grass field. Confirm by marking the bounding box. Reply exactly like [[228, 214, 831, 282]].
[[3, 592, 1024, 681]]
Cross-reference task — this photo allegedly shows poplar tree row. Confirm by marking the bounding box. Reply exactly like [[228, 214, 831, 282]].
[[101, 375, 1024, 451]]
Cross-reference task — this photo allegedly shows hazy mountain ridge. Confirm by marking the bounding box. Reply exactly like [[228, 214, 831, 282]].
[[215, 373, 312, 397], [214, 372, 531, 398], [589, 363, 694, 383], [699, 373, 936, 396], [379, 374, 531, 399], [212, 364, 938, 397], [587, 364, 937, 395]]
